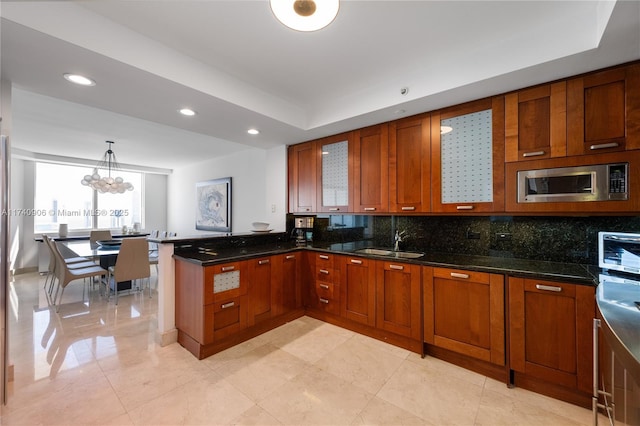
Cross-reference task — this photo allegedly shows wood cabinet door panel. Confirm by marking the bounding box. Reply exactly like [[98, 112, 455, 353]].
[[248, 258, 273, 325], [288, 142, 317, 213], [278, 253, 300, 313], [205, 295, 248, 342], [340, 257, 376, 326], [376, 261, 421, 340], [354, 124, 389, 212], [389, 114, 431, 213]]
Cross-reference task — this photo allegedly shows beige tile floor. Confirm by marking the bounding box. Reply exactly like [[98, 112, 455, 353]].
[[1, 271, 602, 425]]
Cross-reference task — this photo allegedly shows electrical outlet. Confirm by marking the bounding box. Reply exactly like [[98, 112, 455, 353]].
[[271, 204, 276, 213], [496, 232, 512, 241]]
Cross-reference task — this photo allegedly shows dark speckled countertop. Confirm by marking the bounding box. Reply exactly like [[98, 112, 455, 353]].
[[172, 238, 598, 286]]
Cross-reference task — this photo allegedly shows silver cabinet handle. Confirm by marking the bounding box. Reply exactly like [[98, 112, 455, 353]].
[[389, 264, 404, 270], [221, 301, 235, 309], [363, 207, 376, 211], [285, 255, 296, 260], [319, 269, 329, 274], [258, 259, 270, 265], [221, 266, 235, 272], [456, 205, 474, 210], [319, 283, 330, 289], [522, 150, 546, 157], [401, 206, 416, 211], [536, 284, 562, 292], [590, 142, 619, 150], [329, 208, 340, 211], [450, 272, 470, 279], [350, 259, 363, 264], [319, 297, 329, 304], [319, 255, 329, 260]]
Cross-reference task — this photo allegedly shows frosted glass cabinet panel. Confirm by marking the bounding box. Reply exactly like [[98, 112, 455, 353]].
[[318, 132, 353, 212], [440, 109, 493, 203], [431, 97, 505, 213], [322, 140, 349, 206]]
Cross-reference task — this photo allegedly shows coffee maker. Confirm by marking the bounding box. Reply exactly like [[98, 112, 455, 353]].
[[293, 217, 314, 245]]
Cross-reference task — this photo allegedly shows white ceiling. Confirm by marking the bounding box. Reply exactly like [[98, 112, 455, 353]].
[[1, 0, 640, 171]]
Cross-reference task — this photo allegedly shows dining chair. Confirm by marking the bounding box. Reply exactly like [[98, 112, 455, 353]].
[[50, 240, 108, 312], [89, 229, 112, 244], [107, 237, 151, 304], [42, 235, 96, 296]]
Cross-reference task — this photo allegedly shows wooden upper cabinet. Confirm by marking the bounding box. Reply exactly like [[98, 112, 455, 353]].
[[567, 63, 640, 155], [389, 114, 431, 213], [316, 132, 354, 213], [505, 82, 567, 162], [431, 97, 505, 213], [288, 142, 317, 213], [354, 124, 389, 213]]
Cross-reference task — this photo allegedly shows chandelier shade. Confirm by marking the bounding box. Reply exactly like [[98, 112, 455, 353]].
[[81, 141, 134, 193], [270, 0, 339, 32]]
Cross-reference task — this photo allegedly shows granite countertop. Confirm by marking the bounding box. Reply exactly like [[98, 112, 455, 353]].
[[172, 238, 598, 285], [596, 276, 640, 384]]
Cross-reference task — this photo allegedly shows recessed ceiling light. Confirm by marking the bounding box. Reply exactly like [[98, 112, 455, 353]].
[[179, 108, 197, 116], [63, 73, 96, 86], [247, 129, 260, 135]]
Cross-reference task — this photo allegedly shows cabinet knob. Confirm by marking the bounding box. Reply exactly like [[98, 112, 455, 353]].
[[456, 205, 474, 210], [285, 255, 296, 260], [319, 269, 329, 274], [221, 266, 235, 272], [389, 264, 404, 270], [401, 206, 416, 211], [319, 283, 330, 289], [363, 207, 376, 211], [258, 259, 270, 265], [319, 297, 330, 304], [319, 255, 329, 260], [350, 259, 363, 264], [221, 301, 235, 309]]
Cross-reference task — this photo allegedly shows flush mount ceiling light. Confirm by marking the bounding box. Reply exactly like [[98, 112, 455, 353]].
[[81, 141, 134, 194], [63, 73, 96, 86], [247, 128, 260, 135], [270, 0, 339, 32], [179, 108, 197, 116]]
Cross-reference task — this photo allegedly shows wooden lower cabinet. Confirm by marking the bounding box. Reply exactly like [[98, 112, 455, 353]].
[[339, 255, 376, 326], [375, 260, 421, 341], [247, 256, 274, 325], [508, 276, 595, 403], [308, 252, 341, 315], [273, 252, 301, 314], [424, 267, 505, 365]]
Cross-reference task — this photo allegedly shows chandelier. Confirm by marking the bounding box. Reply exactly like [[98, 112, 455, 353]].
[[80, 141, 134, 193], [270, 0, 339, 32]]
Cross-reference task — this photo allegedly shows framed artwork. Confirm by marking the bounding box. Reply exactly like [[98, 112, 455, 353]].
[[196, 177, 232, 232]]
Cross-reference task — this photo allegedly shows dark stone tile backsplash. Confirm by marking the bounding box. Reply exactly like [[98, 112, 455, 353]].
[[290, 214, 640, 265]]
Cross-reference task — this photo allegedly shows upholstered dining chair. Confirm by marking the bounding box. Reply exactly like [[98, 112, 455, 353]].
[[107, 237, 151, 304], [50, 240, 108, 312], [42, 235, 96, 297]]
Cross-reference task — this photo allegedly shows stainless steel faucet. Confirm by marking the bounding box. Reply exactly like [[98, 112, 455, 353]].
[[394, 229, 406, 251]]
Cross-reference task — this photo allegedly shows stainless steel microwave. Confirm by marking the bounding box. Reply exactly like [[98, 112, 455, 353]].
[[517, 163, 628, 203], [599, 231, 640, 275]]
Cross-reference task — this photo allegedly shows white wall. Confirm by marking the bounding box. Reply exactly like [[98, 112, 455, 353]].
[[168, 146, 287, 237]]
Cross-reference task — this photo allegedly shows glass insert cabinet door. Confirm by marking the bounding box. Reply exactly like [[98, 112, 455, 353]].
[[431, 97, 506, 213], [319, 133, 353, 212]]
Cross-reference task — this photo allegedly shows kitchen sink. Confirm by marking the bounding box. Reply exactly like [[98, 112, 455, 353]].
[[354, 248, 424, 259]]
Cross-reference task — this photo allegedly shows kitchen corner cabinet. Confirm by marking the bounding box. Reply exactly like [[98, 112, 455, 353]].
[[288, 142, 317, 213], [431, 97, 505, 213], [505, 82, 567, 162], [389, 114, 431, 213], [339, 255, 376, 326], [175, 259, 248, 353], [424, 267, 505, 365], [567, 63, 640, 155], [353, 124, 389, 213], [509, 277, 594, 395], [375, 260, 421, 340], [316, 132, 354, 213]]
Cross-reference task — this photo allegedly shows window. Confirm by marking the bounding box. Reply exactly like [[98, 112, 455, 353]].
[[34, 162, 143, 233]]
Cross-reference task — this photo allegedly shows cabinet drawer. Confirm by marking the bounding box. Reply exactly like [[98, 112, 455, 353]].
[[433, 267, 490, 284], [315, 253, 334, 268], [204, 262, 246, 304], [316, 280, 336, 299], [317, 291, 340, 315], [315, 266, 337, 283], [204, 295, 248, 342]]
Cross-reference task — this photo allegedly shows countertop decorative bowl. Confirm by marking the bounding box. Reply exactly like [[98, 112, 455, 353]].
[[96, 239, 123, 247], [252, 222, 270, 231]]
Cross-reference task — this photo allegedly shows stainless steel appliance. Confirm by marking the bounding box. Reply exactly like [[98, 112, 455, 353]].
[[293, 217, 314, 245], [599, 231, 640, 275], [517, 163, 628, 203]]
